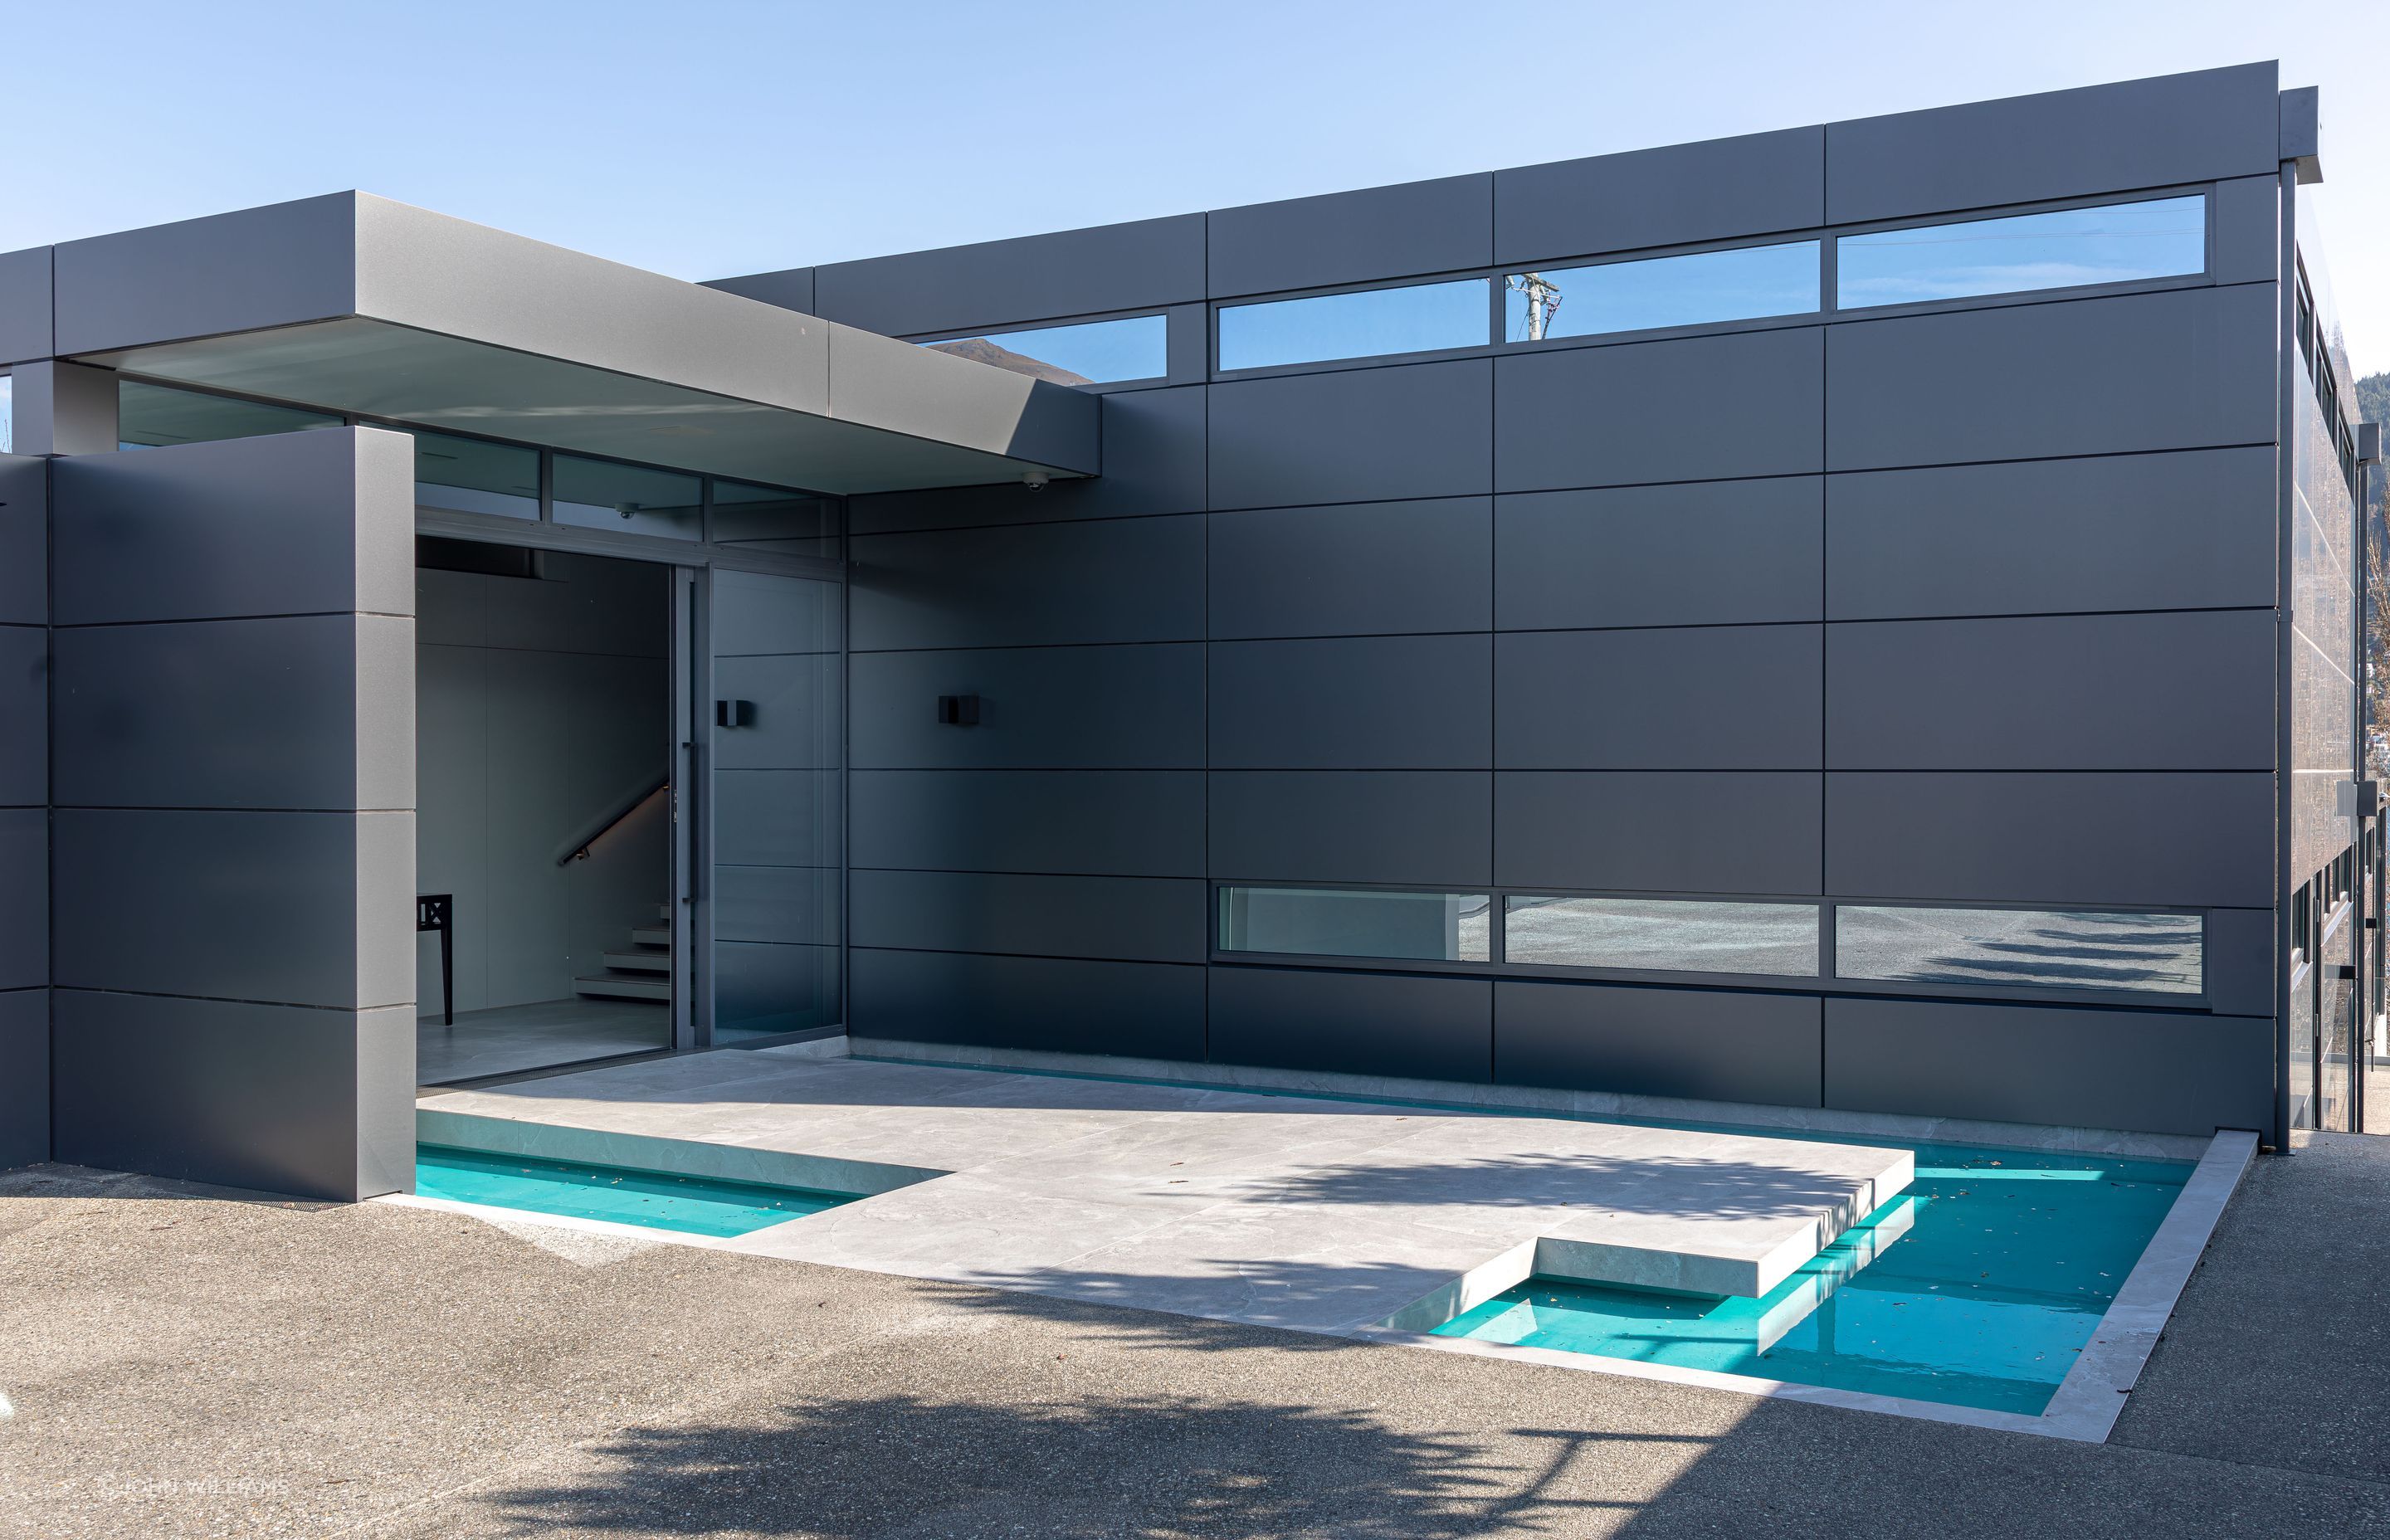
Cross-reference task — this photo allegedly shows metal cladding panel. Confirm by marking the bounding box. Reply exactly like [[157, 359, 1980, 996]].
[[713, 771, 837, 869], [1495, 127, 1826, 265], [51, 616, 401, 811], [851, 770, 1205, 878], [1825, 772, 2273, 909], [710, 567, 840, 658], [850, 385, 1207, 536], [1823, 62, 2280, 225], [1209, 497, 1493, 640], [1495, 980, 1823, 1106], [702, 267, 817, 314], [715, 867, 840, 948], [1822, 997, 2273, 1137], [1495, 626, 1823, 770], [851, 646, 1204, 770], [1210, 966, 1493, 1082], [1825, 448, 2278, 620], [0, 989, 46, 1168], [1496, 771, 1823, 895], [1207, 174, 1493, 298], [0, 626, 44, 807], [1827, 611, 2275, 771], [1495, 327, 1823, 492], [1496, 479, 1822, 631], [1824, 286, 2278, 472], [52, 428, 416, 625], [0, 246, 51, 364], [2204, 908, 2275, 1019], [849, 948, 1206, 1060], [51, 192, 358, 354], [1209, 635, 1493, 769], [709, 655, 840, 774], [51, 808, 395, 1009], [1208, 359, 1492, 511], [850, 870, 1207, 964], [0, 811, 44, 992], [812, 214, 1207, 335], [850, 514, 1202, 651], [1210, 771, 1491, 887], [715, 943, 838, 1037], [2210, 176, 2281, 287], [0, 456, 46, 626], [50, 992, 414, 1201]]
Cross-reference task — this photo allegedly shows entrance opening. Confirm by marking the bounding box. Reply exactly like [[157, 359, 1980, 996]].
[[414, 538, 675, 1084]]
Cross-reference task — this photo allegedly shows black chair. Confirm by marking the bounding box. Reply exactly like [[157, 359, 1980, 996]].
[[417, 894, 454, 1026]]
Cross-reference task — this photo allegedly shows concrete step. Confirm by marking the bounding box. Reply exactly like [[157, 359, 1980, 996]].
[[602, 949, 671, 974], [630, 927, 671, 948], [573, 975, 669, 1002]]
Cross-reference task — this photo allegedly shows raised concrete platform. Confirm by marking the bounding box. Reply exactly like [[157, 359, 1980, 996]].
[[415, 1045, 1912, 1334]]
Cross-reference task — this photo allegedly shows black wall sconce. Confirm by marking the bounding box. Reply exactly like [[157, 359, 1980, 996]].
[[937, 693, 981, 727], [716, 699, 755, 728]]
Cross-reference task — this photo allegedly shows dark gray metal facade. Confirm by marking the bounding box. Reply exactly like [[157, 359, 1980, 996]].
[[0, 451, 47, 1169], [729, 61, 2311, 1139], [0, 61, 2358, 1195], [46, 430, 417, 1199]]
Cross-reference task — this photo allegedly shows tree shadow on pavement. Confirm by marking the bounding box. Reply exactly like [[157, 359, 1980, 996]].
[[478, 1390, 1707, 1538]]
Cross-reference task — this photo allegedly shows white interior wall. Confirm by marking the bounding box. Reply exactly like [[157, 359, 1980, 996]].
[[415, 551, 671, 1017]]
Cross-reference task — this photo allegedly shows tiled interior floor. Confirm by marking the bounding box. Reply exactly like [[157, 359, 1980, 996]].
[[416, 998, 669, 1086], [418, 1048, 1912, 1335]]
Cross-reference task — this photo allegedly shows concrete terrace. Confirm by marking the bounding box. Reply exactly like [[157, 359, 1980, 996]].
[[414, 1048, 1914, 1330]]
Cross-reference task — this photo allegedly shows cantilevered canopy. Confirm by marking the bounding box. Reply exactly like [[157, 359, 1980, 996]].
[[58, 192, 1099, 495]]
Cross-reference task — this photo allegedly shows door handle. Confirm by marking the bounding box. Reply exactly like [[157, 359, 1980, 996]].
[[715, 699, 754, 728]]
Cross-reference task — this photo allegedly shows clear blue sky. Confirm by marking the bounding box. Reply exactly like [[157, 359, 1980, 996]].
[[5, 0, 2383, 371]]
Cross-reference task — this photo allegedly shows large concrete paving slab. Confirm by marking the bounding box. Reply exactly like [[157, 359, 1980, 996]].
[[416, 1045, 1912, 1333]]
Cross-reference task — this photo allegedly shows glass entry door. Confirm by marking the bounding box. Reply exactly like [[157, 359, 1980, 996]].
[[700, 568, 841, 1041]]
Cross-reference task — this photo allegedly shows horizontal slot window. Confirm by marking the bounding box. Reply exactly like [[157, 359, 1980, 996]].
[[118, 380, 340, 451], [552, 454, 702, 541], [1506, 241, 1820, 342], [920, 313, 1167, 387], [1836, 195, 2206, 309], [1218, 278, 1490, 371], [1504, 896, 1820, 977], [1834, 905, 2202, 995], [413, 430, 539, 520], [1218, 886, 1490, 962]]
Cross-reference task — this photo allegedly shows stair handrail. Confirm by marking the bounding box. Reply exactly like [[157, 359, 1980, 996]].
[[554, 773, 669, 866]]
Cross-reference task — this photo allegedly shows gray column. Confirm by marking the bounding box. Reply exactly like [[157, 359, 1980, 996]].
[[49, 427, 416, 1200], [0, 451, 47, 1169]]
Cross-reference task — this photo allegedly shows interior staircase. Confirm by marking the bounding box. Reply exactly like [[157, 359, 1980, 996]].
[[574, 905, 671, 1002]]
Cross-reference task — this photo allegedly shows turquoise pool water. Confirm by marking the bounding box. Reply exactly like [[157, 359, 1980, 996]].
[[414, 1145, 850, 1237], [1432, 1143, 2188, 1416]]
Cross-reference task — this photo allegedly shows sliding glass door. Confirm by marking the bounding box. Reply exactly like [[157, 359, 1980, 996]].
[[701, 568, 842, 1040]]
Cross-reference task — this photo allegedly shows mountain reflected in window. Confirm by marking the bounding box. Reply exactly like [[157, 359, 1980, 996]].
[[920, 314, 1166, 387]]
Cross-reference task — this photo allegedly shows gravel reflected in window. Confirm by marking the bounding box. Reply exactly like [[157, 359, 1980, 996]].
[[1834, 906, 2202, 994], [1503, 897, 1819, 977]]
